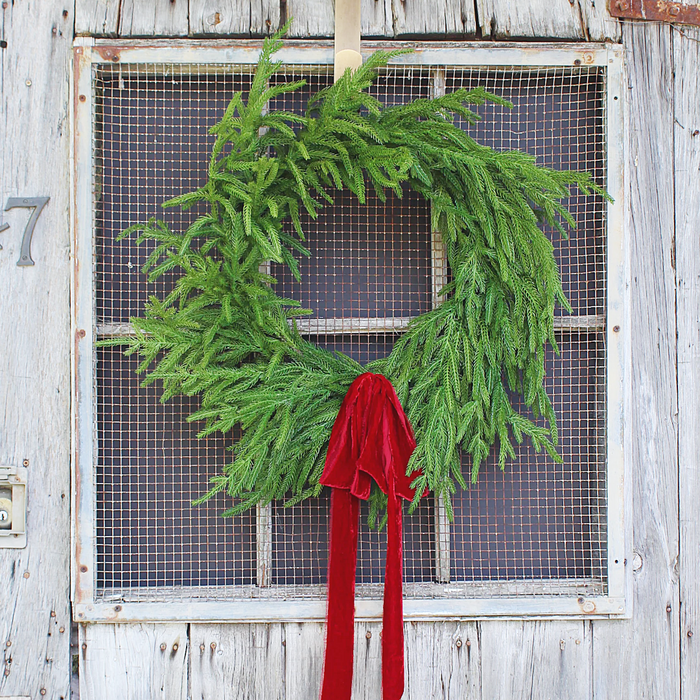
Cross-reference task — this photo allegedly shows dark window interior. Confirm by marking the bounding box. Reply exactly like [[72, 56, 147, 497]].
[[94, 62, 607, 599]]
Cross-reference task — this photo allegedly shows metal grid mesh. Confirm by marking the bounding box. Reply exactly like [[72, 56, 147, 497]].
[[93, 60, 607, 601], [451, 331, 606, 588], [447, 67, 606, 318]]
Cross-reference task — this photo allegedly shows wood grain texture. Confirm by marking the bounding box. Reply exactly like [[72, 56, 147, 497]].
[[286, 0, 392, 37], [579, 0, 622, 42], [284, 622, 325, 697], [271, 621, 483, 699], [476, 0, 586, 39], [481, 621, 590, 699], [592, 22, 680, 700], [79, 624, 188, 699], [189, 0, 281, 37], [393, 0, 476, 37], [0, 0, 72, 698], [351, 622, 383, 700], [190, 624, 285, 699], [287, 0, 475, 37], [75, 0, 121, 36], [286, 0, 334, 37], [674, 24, 700, 700], [404, 621, 481, 699], [361, 0, 392, 37], [118, 0, 189, 36], [475, 0, 620, 40]]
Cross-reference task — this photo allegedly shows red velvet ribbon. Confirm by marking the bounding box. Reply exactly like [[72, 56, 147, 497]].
[[319, 373, 424, 700]]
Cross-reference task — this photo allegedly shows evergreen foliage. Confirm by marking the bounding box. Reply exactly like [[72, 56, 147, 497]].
[[108, 25, 608, 522]]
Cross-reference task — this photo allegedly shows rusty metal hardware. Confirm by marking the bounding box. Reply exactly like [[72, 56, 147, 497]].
[[0, 465, 27, 549], [610, 0, 700, 26]]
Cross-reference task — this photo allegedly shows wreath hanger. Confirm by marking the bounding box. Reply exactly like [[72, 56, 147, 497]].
[[334, 0, 363, 82]]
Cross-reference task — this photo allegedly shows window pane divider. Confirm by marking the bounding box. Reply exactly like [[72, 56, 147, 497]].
[[257, 256, 274, 588], [95, 314, 607, 340], [431, 67, 452, 584]]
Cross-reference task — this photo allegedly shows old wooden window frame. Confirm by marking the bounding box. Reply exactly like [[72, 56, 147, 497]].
[[71, 39, 628, 622]]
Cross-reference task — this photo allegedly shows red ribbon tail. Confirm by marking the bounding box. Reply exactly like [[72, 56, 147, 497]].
[[319, 488, 359, 700], [383, 483, 405, 700]]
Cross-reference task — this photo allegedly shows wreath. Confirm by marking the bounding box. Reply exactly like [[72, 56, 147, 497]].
[[112, 28, 606, 525]]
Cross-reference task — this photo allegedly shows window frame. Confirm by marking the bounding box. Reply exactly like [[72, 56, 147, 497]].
[[72, 38, 628, 622]]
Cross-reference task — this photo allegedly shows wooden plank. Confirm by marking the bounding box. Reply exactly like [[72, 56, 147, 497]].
[[0, 1, 72, 698], [75, 0, 121, 36], [282, 621, 482, 699], [189, 0, 281, 37], [79, 623, 188, 699], [592, 22, 680, 700], [190, 624, 285, 699], [286, 0, 390, 37], [393, 0, 477, 37], [579, 0, 621, 42], [475, 0, 620, 40], [476, 0, 585, 39], [481, 621, 590, 698], [351, 622, 383, 700], [118, 0, 189, 37], [286, 0, 334, 38], [404, 621, 481, 699], [284, 622, 325, 698], [361, 0, 392, 37], [674, 23, 700, 700]]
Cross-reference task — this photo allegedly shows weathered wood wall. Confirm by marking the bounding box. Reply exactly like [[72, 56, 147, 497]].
[[74, 0, 621, 40], [675, 22, 700, 697], [0, 0, 73, 698], [593, 22, 680, 700], [2, 0, 698, 698]]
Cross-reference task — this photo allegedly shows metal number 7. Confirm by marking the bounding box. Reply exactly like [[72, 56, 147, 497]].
[[0, 197, 50, 266]]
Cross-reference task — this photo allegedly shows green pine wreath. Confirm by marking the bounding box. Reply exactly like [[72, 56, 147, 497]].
[[110, 27, 607, 524]]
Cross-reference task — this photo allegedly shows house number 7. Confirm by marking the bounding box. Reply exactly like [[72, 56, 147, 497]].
[[0, 196, 50, 266]]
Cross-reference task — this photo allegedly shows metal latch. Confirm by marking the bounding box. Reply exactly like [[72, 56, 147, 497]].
[[0, 465, 27, 549]]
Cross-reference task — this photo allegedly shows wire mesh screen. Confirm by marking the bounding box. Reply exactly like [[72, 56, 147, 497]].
[[93, 60, 607, 602]]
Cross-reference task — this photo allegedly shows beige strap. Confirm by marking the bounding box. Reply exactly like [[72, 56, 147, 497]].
[[334, 49, 363, 82], [334, 0, 362, 82]]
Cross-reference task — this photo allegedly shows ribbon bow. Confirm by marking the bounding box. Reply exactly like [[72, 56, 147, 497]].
[[319, 373, 425, 700]]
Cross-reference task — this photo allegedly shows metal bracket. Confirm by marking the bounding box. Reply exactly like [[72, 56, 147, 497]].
[[0, 465, 27, 549], [610, 0, 700, 26]]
